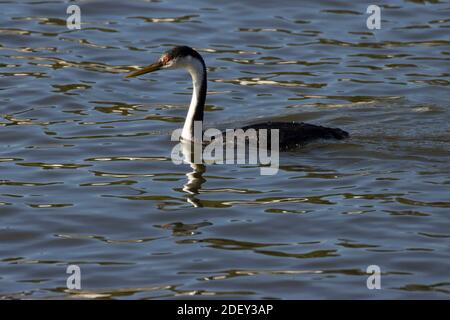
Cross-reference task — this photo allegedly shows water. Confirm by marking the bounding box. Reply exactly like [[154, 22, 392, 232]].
[[0, 0, 449, 299]]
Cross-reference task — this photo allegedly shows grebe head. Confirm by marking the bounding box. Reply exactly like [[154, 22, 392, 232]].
[[126, 46, 207, 142], [126, 46, 205, 78]]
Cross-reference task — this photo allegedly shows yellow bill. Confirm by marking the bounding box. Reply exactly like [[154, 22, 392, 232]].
[[126, 61, 164, 78]]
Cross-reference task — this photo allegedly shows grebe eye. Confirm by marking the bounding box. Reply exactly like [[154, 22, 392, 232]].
[[161, 54, 172, 64]]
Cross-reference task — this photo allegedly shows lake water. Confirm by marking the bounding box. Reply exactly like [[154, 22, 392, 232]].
[[0, 0, 449, 299]]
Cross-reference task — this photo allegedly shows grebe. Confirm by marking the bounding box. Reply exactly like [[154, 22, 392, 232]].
[[126, 46, 348, 149]]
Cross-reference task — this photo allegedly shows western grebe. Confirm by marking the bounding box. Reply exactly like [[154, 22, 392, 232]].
[[126, 46, 349, 149]]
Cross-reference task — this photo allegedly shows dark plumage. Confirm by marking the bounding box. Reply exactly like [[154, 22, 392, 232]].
[[166, 46, 205, 66], [238, 121, 349, 151]]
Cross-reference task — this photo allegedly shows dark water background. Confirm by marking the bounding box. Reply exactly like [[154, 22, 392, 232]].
[[0, 0, 449, 299]]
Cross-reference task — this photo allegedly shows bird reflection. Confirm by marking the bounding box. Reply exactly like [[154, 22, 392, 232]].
[[178, 140, 207, 207]]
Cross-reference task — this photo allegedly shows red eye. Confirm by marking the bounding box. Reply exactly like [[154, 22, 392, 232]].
[[162, 54, 172, 64]]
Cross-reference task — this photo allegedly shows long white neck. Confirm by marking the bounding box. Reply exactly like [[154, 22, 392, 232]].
[[181, 56, 207, 142]]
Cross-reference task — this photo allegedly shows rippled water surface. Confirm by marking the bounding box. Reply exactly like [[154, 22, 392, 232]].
[[1, 0, 449, 299]]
